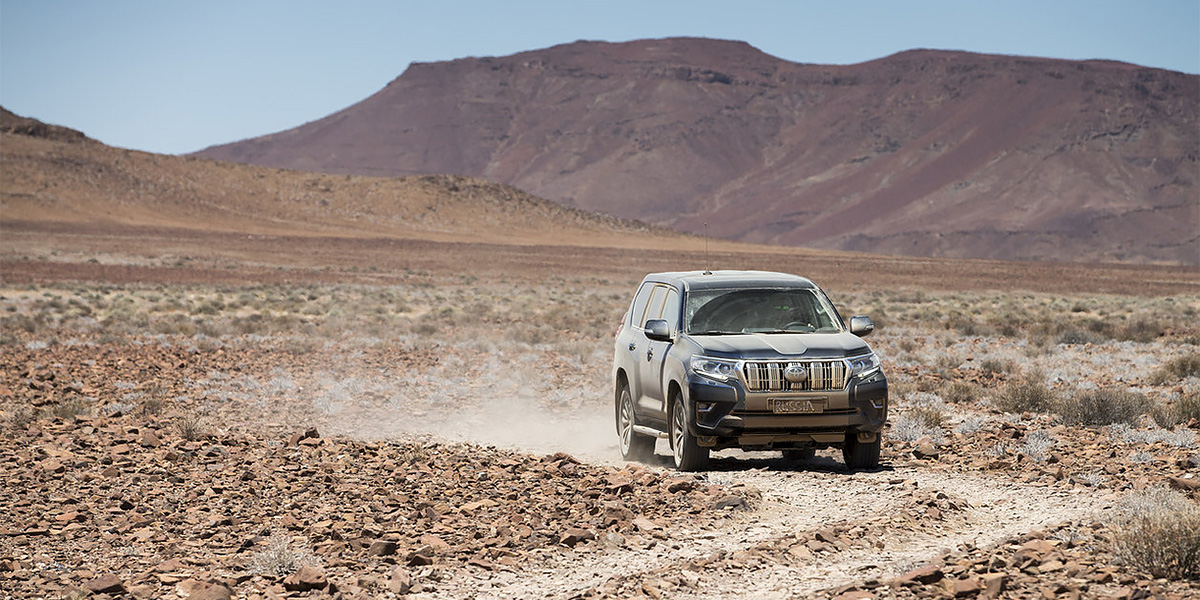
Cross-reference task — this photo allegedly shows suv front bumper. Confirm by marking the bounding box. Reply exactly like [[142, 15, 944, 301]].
[[687, 373, 887, 448]]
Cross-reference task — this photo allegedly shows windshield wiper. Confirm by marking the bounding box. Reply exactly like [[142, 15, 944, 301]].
[[741, 328, 812, 334], [688, 330, 741, 336]]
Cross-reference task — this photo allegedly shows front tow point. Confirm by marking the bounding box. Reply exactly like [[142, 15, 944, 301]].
[[857, 431, 877, 443]]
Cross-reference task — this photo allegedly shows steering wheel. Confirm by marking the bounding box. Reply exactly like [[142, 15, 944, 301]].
[[784, 321, 814, 332]]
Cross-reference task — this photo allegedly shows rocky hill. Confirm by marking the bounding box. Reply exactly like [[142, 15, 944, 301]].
[[0, 109, 672, 247], [195, 38, 1200, 265]]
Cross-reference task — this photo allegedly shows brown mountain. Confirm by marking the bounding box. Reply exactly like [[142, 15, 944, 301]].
[[0, 107, 676, 248], [194, 38, 1199, 266]]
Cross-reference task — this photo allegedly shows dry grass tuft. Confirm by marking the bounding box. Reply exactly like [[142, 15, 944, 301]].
[[251, 533, 321, 577], [993, 371, 1056, 414], [1054, 388, 1152, 426], [1149, 353, 1200, 385], [175, 412, 207, 441], [941, 381, 978, 404], [1109, 487, 1200, 580], [51, 397, 89, 420]]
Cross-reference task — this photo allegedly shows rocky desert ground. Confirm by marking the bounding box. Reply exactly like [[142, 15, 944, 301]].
[[2, 237, 1199, 600]]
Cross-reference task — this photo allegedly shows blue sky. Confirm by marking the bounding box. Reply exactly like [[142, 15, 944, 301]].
[[2, 0, 1197, 155]]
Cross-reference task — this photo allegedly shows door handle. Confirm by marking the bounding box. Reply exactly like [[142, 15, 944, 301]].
[[628, 342, 637, 351]]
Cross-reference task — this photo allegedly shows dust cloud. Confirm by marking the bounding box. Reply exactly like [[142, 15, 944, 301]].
[[299, 344, 624, 462]]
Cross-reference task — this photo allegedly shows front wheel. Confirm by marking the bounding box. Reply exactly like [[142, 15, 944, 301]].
[[617, 384, 655, 461], [842, 432, 881, 470], [670, 396, 709, 471]]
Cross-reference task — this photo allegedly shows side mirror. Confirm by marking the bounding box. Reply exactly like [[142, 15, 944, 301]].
[[644, 319, 672, 342], [850, 315, 875, 337]]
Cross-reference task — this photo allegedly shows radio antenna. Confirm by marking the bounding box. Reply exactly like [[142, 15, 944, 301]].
[[704, 223, 712, 275]]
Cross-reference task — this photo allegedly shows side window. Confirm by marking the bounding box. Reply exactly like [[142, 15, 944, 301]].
[[628, 282, 654, 328], [640, 285, 666, 329], [661, 288, 681, 331]]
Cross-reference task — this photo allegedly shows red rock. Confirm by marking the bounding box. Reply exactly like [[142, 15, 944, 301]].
[[948, 577, 982, 597], [139, 430, 162, 447], [180, 580, 233, 600], [712, 494, 747, 510], [833, 591, 875, 600], [83, 573, 125, 594], [282, 565, 326, 592], [666, 478, 695, 493], [559, 528, 595, 547], [894, 565, 944, 586], [155, 558, 187, 572], [367, 539, 398, 556], [467, 556, 494, 570], [418, 534, 450, 553], [981, 573, 1006, 598], [632, 517, 660, 531], [1168, 476, 1200, 492], [388, 566, 412, 594]]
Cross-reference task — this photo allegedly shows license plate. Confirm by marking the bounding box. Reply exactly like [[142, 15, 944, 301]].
[[770, 398, 825, 413]]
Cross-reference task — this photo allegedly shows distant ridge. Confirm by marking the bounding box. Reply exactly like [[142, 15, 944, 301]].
[[0, 108, 678, 248], [195, 38, 1200, 266]]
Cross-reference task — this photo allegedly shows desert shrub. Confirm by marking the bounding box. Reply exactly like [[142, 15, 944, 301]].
[[908, 405, 946, 429], [7, 407, 36, 430], [141, 396, 166, 416], [994, 372, 1056, 414], [1109, 487, 1200, 580], [942, 381, 978, 404], [954, 415, 989, 435], [251, 533, 320, 577], [1174, 391, 1200, 423], [978, 358, 1014, 376], [1114, 317, 1166, 343], [1056, 328, 1104, 345], [890, 411, 945, 443], [934, 354, 962, 379], [1109, 423, 1200, 449], [1151, 392, 1200, 428], [1149, 353, 1200, 385], [1020, 429, 1056, 462], [176, 413, 206, 441], [1054, 388, 1152, 426], [52, 398, 89, 420]]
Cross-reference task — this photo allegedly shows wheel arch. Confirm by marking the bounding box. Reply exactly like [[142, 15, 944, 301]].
[[666, 379, 684, 439]]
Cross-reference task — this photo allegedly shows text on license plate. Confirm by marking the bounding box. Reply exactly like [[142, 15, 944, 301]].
[[770, 398, 826, 413]]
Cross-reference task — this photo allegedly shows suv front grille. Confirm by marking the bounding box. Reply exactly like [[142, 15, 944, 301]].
[[743, 360, 848, 392]]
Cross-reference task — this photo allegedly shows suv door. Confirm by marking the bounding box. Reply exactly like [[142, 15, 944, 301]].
[[636, 285, 680, 420]]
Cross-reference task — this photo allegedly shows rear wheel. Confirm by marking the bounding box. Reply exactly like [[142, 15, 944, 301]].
[[670, 396, 709, 471], [842, 432, 881, 470], [617, 384, 655, 461]]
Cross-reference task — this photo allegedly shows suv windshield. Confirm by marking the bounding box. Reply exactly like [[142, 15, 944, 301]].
[[686, 287, 841, 334]]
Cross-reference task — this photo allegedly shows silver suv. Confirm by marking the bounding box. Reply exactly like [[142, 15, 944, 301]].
[[613, 270, 888, 471]]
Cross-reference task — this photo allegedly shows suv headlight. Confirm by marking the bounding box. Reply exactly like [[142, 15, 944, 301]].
[[847, 352, 882, 379], [691, 356, 739, 382]]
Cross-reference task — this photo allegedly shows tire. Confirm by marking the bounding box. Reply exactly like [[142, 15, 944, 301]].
[[670, 396, 709, 471], [842, 431, 881, 470], [782, 447, 816, 462], [617, 383, 655, 461]]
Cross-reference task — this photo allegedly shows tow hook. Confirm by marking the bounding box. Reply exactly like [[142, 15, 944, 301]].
[[857, 431, 877, 443]]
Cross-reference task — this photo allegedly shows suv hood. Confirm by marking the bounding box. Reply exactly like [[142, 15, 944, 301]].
[[687, 332, 869, 360]]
